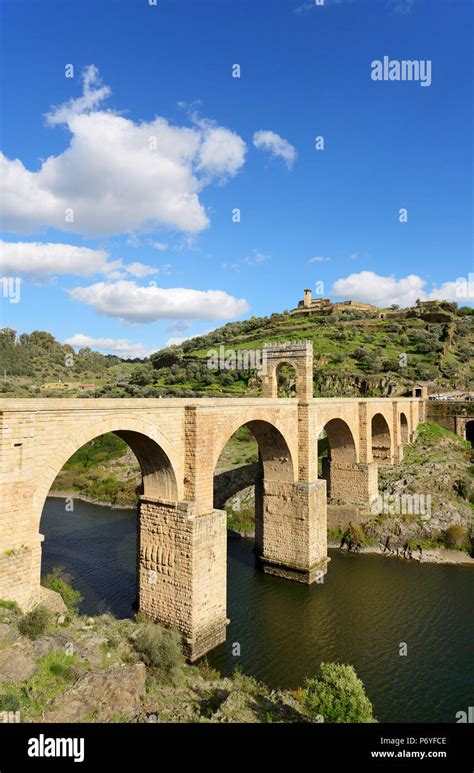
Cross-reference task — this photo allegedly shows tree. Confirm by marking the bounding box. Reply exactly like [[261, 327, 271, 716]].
[[301, 662, 376, 723]]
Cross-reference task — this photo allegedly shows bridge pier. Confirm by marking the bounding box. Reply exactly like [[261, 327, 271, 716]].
[[321, 459, 378, 507], [255, 479, 329, 584], [138, 496, 227, 661]]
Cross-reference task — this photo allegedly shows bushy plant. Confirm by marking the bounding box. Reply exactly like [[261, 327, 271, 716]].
[[18, 605, 51, 639], [300, 662, 376, 723], [132, 622, 184, 678], [42, 566, 83, 615], [0, 687, 21, 712], [444, 524, 468, 550]]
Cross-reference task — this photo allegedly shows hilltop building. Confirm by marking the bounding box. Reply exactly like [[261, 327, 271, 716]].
[[291, 290, 458, 322], [290, 289, 377, 317]]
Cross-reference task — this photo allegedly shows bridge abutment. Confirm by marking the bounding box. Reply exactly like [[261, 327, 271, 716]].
[[138, 496, 227, 661]]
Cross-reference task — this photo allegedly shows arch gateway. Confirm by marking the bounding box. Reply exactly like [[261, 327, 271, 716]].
[[0, 343, 424, 660]]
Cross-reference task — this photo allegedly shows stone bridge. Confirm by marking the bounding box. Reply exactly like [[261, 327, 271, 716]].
[[0, 344, 424, 659]]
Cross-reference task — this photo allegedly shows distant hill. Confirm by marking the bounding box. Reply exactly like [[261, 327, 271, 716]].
[[1, 302, 473, 399]]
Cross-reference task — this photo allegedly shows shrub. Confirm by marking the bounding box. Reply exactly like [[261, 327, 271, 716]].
[[343, 522, 366, 550], [300, 662, 376, 723], [453, 478, 470, 500], [0, 687, 21, 712], [0, 599, 21, 613], [18, 605, 51, 640], [444, 525, 468, 550], [42, 567, 83, 615], [132, 622, 184, 678]]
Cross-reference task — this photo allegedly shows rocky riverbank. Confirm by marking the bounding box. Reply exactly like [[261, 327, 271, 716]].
[[0, 594, 376, 724], [328, 540, 474, 566]]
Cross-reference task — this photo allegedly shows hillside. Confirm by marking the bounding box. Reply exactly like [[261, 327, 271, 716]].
[[1, 302, 473, 399]]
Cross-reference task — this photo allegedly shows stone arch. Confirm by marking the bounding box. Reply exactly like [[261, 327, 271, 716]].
[[213, 418, 295, 483], [260, 342, 313, 400], [33, 416, 180, 533], [275, 361, 297, 398], [400, 412, 409, 444], [212, 418, 299, 577], [322, 418, 357, 464], [318, 418, 358, 502], [371, 413, 392, 465]]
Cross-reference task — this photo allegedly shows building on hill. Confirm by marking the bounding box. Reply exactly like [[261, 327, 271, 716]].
[[290, 289, 377, 317]]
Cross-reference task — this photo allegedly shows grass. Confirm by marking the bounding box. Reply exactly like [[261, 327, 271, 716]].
[[0, 650, 81, 719]]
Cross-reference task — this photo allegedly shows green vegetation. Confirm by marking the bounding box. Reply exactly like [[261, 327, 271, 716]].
[[0, 651, 80, 718], [64, 434, 128, 470], [0, 599, 20, 613], [42, 567, 83, 615], [17, 605, 52, 640], [444, 525, 469, 550], [2, 303, 472, 398], [131, 620, 185, 681], [0, 583, 376, 723], [300, 662, 376, 723]]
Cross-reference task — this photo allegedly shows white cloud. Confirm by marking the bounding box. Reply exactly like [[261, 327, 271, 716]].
[[64, 332, 154, 359], [125, 262, 160, 278], [0, 240, 120, 279], [150, 241, 168, 251], [253, 130, 297, 169], [1, 66, 247, 237], [331, 270, 473, 307], [0, 240, 166, 281], [46, 65, 111, 126], [308, 256, 331, 263], [68, 280, 250, 323]]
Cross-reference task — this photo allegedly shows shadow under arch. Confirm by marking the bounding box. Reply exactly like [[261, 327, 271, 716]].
[[466, 420, 474, 448], [318, 418, 358, 502], [400, 412, 409, 444], [371, 413, 392, 465]]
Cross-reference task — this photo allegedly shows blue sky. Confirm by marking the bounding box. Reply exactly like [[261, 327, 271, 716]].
[[0, 0, 472, 357]]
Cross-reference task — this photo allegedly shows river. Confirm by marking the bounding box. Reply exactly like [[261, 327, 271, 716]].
[[41, 497, 474, 723]]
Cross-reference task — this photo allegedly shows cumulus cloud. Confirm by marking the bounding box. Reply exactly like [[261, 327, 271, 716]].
[[1, 65, 247, 237], [253, 130, 297, 169], [0, 240, 120, 279], [64, 332, 154, 359], [331, 271, 473, 307], [68, 280, 250, 323], [0, 240, 165, 281]]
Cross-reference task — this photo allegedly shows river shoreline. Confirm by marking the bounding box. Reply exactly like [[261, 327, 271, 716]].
[[327, 539, 474, 566], [48, 493, 474, 567]]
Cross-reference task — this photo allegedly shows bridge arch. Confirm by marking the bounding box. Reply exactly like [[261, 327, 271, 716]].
[[321, 418, 357, 464], [318, 418, 359, 503], [33, 415, 181, 533], [371, 412, 392, 465], [400, 411, 409, 444]]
